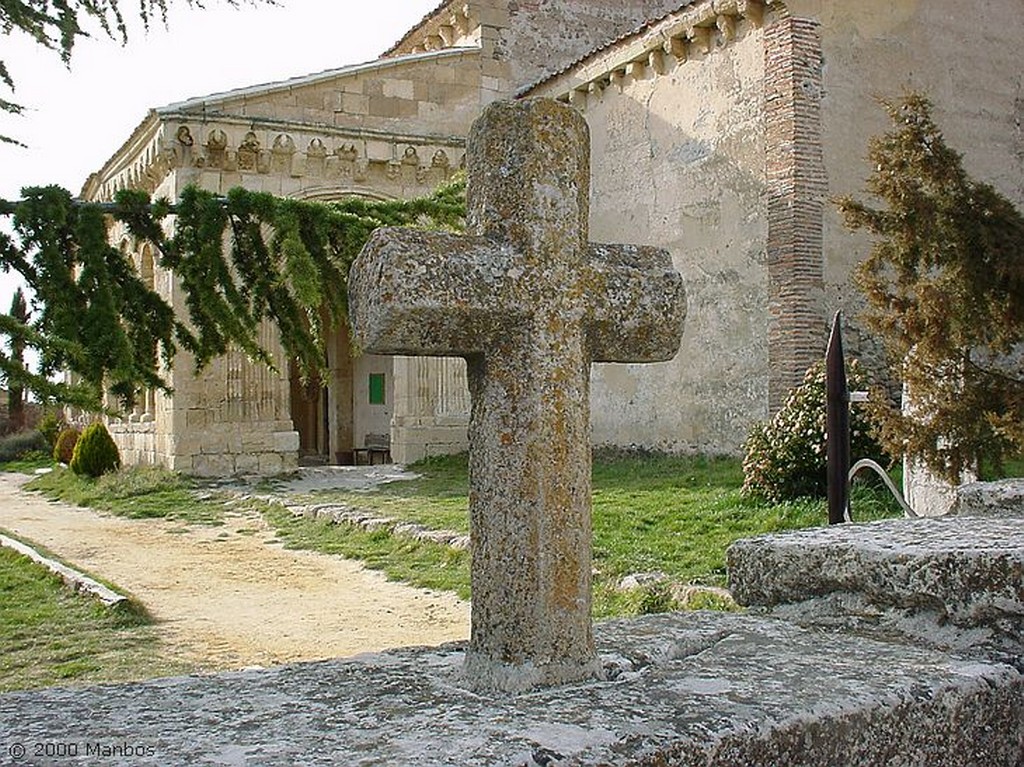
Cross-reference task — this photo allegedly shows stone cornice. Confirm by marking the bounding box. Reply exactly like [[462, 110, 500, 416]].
[[382, 2, 478, 57], [90, 114, 467, 203], [523, 0, 779, 102], [158, 112, 467, 149], [80, 111, 164, 200], [83, 47, 477, 202]]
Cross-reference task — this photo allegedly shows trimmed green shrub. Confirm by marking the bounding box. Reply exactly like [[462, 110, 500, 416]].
[[0, 430, 49, 463], [69, 423, 121, 478], [52, 427, 80, 465], [53, 427, 80, 464], [742, 360, 885, 502]]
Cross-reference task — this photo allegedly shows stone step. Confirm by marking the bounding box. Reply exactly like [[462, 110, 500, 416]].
[[728, 516, 1024, 634], [1, 612, 1021, 766]]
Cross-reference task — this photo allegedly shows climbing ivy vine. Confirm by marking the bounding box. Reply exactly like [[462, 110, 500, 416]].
[[0, 176, 465, 411]]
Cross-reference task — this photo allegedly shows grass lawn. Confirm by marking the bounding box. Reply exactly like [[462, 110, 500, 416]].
[[261, 503, 472, 599], [18, 454, 906, 618], [0, 544, 189, 692], [27, 465, 225, 526], [0, 452, 56, 474], [269, 451, 904, 617], [980, 453, 1024, 481]]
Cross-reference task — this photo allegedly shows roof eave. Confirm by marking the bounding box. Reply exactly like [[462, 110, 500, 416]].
[[81, 110, 162, 199], [157, 47, 478, 116]]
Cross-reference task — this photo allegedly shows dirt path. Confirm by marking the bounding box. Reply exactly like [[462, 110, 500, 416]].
[[0, 472, 469, 672]]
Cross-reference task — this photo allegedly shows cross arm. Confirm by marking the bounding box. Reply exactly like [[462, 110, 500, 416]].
[[585, 244, 687, 363], [348, 227, 525, 357]]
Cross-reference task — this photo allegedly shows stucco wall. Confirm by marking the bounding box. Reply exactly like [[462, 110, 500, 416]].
[[583, 28, 768, 454], [353, 354, 394, 449], [500, 0, 691, 89]]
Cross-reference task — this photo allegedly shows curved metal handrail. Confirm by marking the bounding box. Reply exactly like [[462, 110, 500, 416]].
[[848, 458, 918, 520]]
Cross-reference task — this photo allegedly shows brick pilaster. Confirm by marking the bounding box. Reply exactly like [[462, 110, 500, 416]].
[[764, 16, 826, 411]]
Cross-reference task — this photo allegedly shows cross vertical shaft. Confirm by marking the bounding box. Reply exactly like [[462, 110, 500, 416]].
[[461, 100, 597, 690], [348, 98, 686, 692]]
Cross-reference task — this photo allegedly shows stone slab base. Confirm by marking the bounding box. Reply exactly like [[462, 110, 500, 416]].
[[2, 612, 1021, 766], [954, 478, 1024, 517], [728, 516, 1024, 630]]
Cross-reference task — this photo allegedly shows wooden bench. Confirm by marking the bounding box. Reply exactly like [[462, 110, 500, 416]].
[[353, 433, 391, 465]]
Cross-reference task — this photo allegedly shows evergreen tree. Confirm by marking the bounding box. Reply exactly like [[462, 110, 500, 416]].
[[0, 178, 466, 412], [835, 92, 1024, 482], [6, 286, 27, 431]]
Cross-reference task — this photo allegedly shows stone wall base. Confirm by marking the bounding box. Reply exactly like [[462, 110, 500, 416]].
[[391, 416, 468, 464], [108, 421, 160, 469]]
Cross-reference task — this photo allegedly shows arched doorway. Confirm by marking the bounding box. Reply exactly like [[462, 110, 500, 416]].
[[288, 323, 358, 466]]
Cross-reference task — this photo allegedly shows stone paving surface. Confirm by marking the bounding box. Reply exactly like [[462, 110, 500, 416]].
[[1, 611, 1021, 766]]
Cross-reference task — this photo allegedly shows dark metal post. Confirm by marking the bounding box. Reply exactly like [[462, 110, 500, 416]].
[[826, 311, 851, 524]]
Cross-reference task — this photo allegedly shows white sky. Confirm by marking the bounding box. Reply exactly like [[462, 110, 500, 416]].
[[0, 0, 441, 306]]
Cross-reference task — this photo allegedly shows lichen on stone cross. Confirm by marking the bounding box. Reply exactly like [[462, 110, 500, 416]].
[[348, 98, 686, 692]]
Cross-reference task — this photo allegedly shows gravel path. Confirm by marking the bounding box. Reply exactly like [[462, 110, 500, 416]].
[[0, 472, 469, 673]]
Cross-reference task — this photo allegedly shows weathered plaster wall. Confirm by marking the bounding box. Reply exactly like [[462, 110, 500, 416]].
[[582, 27, 768, 454], [499, 0, 691, 89], [353, 354, 394, 449], [798, 0, 1024, 363]]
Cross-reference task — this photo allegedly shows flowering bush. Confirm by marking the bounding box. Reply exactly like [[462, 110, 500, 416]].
[[742, 360, 885, 502]]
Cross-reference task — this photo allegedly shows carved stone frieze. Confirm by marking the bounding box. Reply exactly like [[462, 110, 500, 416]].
[[405, 4, 475, 55], [101, 120, 465, 200], [237, 132, 261, 172]]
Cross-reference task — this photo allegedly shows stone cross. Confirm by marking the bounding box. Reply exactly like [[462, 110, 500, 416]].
[[348, 98, 686, 692]]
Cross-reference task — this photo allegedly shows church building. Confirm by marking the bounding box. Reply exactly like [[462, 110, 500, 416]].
[[82, 0, 1024, 475]]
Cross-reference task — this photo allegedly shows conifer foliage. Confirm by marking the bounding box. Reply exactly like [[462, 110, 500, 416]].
[[835, 93, 1024, 482], [0, 178, 465, 412], [6, 287, 28, 431], [69, 421, 120, 477]]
